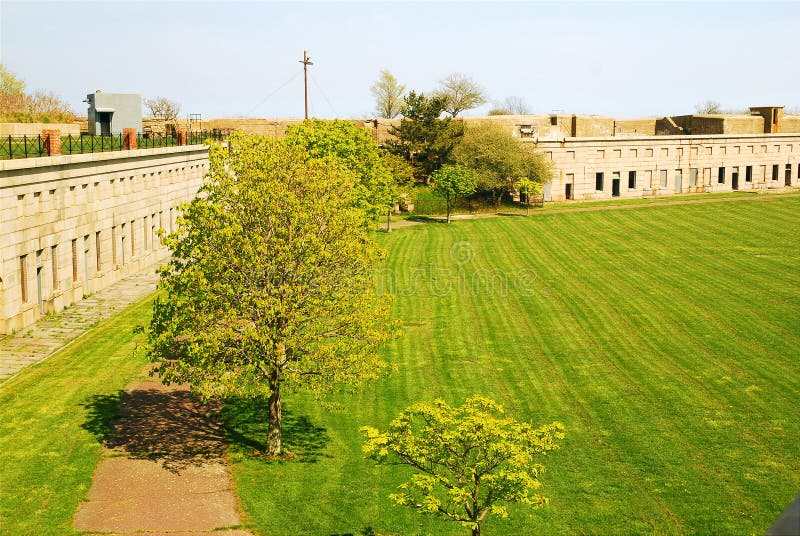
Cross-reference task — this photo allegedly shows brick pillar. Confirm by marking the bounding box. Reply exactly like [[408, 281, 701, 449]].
[[42, 129, 61, 155], [176, 129, 187, 146], [123, 128, 137, 150]]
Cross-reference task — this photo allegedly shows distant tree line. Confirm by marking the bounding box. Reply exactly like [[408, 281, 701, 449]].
[[370, 70, 551, 219], [0, 64, 75, 123]]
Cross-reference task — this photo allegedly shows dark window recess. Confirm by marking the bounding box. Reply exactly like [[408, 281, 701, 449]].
[[772, 164, 779, 180], [628, 171, 636, 189], [785, 164, 792, 180], [20, 255, 28, 303], [595, 172, 604, 191], [71, 239, 78, 282], [718, 167, 725, 184], [95, 231, 101, 271], [550, 115, 558, 126], [745, 166, 753, 182]]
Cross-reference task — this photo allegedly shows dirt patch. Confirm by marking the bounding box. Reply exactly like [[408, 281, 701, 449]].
[[75, 378, 251, 534]]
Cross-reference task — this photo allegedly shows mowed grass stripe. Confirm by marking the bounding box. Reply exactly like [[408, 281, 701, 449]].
[[446, 200, 796, 532], [566, 209, 780, 526], [488, 215, 690, 533]]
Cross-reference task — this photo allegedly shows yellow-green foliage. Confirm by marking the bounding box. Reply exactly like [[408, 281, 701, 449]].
[[145, 133, 398, 455], [362, 396, 564, 534]]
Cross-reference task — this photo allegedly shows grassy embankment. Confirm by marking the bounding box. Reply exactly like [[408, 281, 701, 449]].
[[0, 297, 153, 534]]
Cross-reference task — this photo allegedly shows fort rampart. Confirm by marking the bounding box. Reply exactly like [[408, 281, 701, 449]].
[[0, 145, 208, 333]]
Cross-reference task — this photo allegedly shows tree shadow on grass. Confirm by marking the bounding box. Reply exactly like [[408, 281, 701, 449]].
[[221, 397, 331, 463], [404, 215, 447, 224], [80, 384, 226, 473], [330, 527, 376, 536]]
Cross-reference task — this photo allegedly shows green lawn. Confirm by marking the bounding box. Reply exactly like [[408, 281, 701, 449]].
[[229, 196, 800, 535], [1, 197, 798, 535], [0, 296, 152, 534]]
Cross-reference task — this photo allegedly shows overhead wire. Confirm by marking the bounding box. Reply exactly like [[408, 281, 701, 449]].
[[244, 71, 302, 116], [309, 72, 339, 118]]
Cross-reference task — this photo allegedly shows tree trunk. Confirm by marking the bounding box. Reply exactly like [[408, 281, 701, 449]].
[[446, 202, 451, 224], [472, 525, 480, 536], [266, 368, 282, 456], [386, 208, 392, 233]]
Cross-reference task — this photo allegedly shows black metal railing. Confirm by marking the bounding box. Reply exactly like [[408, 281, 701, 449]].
[[0, 130, 227, 160]]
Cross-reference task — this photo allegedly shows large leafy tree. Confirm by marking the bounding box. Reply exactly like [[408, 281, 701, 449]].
[[435, 73, 487, 117], [431, 164, 478, 223], [370, 69, 406, 119], [284, 119, 395, 222], [145, 134, 395, 456], [451, 121, 551, 206], [362, 396, 565, 536], [387, 91, 464, 182]]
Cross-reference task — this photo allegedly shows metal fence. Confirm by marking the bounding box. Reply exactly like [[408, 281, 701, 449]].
[[0, 131, 226, 160]]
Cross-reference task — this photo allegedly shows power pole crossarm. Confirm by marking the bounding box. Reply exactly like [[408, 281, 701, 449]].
[[299, 50, 314, 120]]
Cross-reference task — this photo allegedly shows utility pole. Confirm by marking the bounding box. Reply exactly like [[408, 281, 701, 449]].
[[299, 50, 313, 120]]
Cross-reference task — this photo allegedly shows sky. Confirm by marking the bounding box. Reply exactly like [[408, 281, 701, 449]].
[[2, 1, 799, 120]]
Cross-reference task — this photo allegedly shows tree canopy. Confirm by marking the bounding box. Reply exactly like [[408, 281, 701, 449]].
[[0, 64, 25, 96], [431, 164, 478, 223], [694, 100, 722, 114], [0, 64, 74, 123], [370, 69, 406, 119], [362, 396, 565, 536], [435, 73, 487, 117], [284, 119, 395, 220], [386, 91, 464, 182], [451, 121, 551, 204], [487, 96, 530, 116], [144, 133, 396, 456], [144, 96, 181, 121]]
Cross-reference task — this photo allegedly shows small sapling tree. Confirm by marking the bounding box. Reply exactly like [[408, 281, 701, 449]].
[[431, 164, 478, 223], [361, 396, 565, 536], [516, 178, 542, 215]]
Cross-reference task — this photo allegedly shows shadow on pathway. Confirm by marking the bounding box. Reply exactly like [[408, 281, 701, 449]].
[[82, 381, 226, 473], [75, 379, 252, 535]]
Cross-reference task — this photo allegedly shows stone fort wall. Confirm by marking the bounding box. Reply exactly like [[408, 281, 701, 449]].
[[0, 145, 209, 334], [530, 133, 800, 202]]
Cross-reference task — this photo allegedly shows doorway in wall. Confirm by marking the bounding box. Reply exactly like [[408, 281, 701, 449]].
[[612, 178, 620, 197], [96, 111, 112, 136], [732, 168, 739, 190], [565, 183, 573, 200]]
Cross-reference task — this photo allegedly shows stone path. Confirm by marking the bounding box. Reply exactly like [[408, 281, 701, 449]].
[[0, 270, 160, 383], [74, 377, 252, 535], [768, 492, 800, 536]]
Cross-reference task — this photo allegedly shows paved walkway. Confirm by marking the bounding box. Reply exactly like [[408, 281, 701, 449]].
[[0, 270, 160, 383], [0, 268, 250, 534], [74, 377, 252, 535]]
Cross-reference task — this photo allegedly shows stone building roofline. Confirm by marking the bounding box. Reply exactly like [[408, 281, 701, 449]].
[[526, 131, 800, 145]]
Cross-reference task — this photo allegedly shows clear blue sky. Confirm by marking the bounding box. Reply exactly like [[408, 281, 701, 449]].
[[2, 1, 798, 120]]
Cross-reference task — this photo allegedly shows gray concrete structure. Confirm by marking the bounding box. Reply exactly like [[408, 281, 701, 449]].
[[87, 91, 142, 135]]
